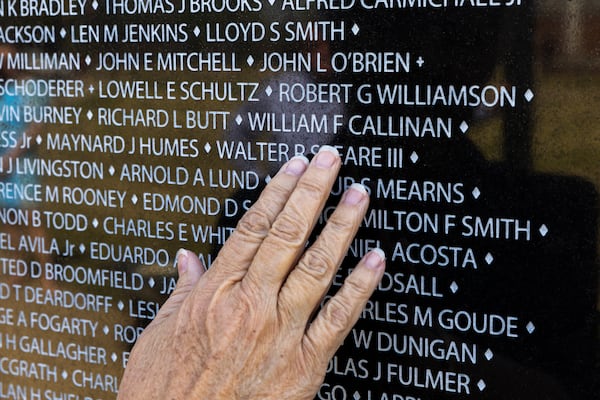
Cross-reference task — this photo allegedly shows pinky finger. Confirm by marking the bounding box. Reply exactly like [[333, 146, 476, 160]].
[[303, 249, 386, 364]]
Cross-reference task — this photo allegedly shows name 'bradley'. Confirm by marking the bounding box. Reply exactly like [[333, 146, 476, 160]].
[[7, 0, 87, 17]]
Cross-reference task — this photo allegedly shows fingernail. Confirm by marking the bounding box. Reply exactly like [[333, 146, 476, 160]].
[[365, 248, 385, 270], [284, 155, 309, 176], [174, 249, 189, 275], [341, 183, 367, 205], [315, 145, 339, 168]]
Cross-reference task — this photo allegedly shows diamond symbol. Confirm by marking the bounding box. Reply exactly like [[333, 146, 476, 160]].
[[87, 110, 93, 120], [109, 165, 115, 176], [62, 370, 69, 380], [36, 135, 42, 145], [460, 121, 469, 133], [477, 380, 486, 391], [353, 392, 361, 400], [524, 89, 535, 102], [111, 353, 118, 362], [410, 151, 419, 164], [472, 187, 481, 199], [265, 85, 273, 96], [103, 325, 110, 335], [526, 321, 536, 334], [247, 55, 254, 66], [485, 252, 494, 265], [89, 84, 94, 93], [450, 281, 459, 293], [194, 26, 201, 37], [539, 224, 548, 237], [265, 175, 272, 183], [118, 301, 124, 311], [485, 349, 494, 360], [235, 115, 243, 125], [268, 0, 275, 5], [352, 24, 360, 35], [148, 278, 155, 288], [131, 194, 138, 205], [79, 244, 86, 254], [92, 218, 99, 228], [92, 0, 98, 9], [60, 28, 67, 38], [204, 142, 212, 153], [85, 55, 92, 65]]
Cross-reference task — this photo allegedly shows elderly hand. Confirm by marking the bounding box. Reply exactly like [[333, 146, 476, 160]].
[[117, 146, 386, 399]]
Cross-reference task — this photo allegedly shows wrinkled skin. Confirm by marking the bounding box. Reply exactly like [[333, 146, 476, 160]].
[[118, 147, 386, 399]]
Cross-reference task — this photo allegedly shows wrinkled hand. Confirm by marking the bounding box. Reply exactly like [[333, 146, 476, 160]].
[[117, 146, 386, 399]]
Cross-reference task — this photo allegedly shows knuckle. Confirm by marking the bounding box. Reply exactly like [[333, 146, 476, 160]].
[[270, 212, 309, 245], [322, 296, 353, 332], [297, 247, 336, 280], [266, 178, 291, 198], [343, 275, 371, 299], [239, 275, 264, 303], [238, 280, 277, 325], [296, 179, 328, 201], [236, 207, 272, 239], [326, 211, 356, 233]]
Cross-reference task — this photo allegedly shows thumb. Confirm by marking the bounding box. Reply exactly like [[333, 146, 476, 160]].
[[151, 249, 206, 325]]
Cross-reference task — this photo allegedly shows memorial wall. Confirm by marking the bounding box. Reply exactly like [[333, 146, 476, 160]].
[[0, 0, 598, 398]]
